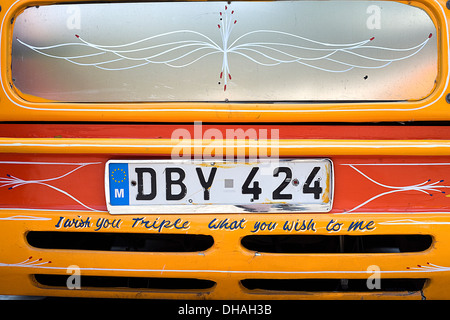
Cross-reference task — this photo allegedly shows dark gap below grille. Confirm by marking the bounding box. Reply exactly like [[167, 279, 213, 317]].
[[241, 234, 432, 253], [27, 231, 213, 252], [34, 274, 216, 290], [241, 278, 427, 292]]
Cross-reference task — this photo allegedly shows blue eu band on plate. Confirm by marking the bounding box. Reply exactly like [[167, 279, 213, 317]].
[[109, 163, 130, 206]]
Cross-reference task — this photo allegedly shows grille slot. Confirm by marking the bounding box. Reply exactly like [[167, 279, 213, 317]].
[[27, 231, 214, 252], [241, 278, 428, 292], [241, 234, 432, 253], [34, 274, 216, 290]]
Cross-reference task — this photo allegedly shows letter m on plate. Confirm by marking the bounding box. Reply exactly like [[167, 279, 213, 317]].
[[115, 188, 125, 198], [109, 163, 129, 205]]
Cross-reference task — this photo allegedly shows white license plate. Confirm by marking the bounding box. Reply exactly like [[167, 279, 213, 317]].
[[105, 159, 333, 214]]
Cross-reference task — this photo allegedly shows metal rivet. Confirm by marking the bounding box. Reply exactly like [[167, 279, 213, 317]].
[[446, 93, 450, 104]]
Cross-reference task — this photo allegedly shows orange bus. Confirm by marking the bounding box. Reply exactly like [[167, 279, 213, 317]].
[[0, 0, 449, 299]]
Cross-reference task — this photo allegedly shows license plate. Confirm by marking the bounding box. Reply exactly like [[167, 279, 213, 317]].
[[105, 159, 333, 214]]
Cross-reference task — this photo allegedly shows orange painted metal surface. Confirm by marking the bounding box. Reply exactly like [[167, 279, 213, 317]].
[[0, 124, 449, 299], [0, 0, 447, 123], [2, 154, 450, 214], [1, 0, 450, 300]]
